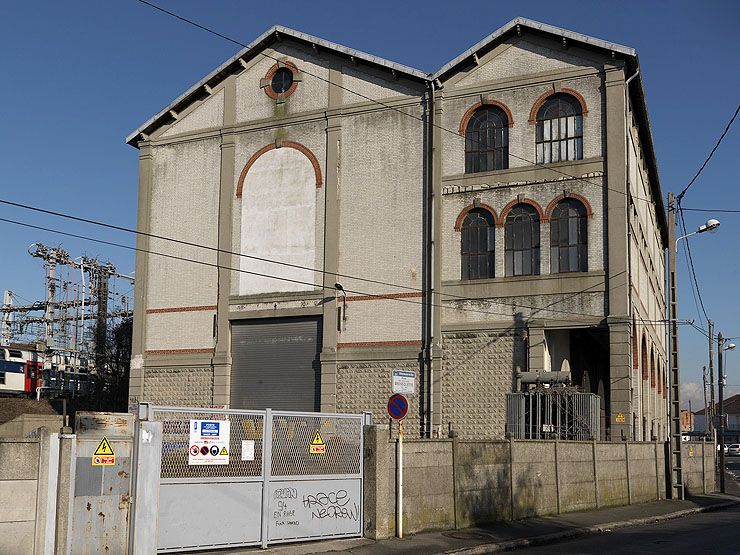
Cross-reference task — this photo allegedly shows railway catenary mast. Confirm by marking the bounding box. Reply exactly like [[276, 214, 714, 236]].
[[1, 243, 134, 397]]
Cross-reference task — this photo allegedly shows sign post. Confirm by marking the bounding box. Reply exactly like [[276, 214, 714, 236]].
[[387, 394, 408, 539]]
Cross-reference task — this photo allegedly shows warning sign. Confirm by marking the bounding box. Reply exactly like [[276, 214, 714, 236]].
[[310, 429, 326, 454], [189, 420, 230, 466], [615, 412, 626, 423], [92, 436, 115, 466]]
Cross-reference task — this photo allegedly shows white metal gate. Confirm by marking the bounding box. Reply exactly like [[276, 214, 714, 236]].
[[138, 404, 366, 552]]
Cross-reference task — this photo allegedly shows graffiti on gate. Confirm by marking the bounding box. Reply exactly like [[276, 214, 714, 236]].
[[302, 489, 359, 521]]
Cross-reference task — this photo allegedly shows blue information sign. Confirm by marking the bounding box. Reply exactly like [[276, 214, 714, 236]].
[[387, 394, 409, 420]]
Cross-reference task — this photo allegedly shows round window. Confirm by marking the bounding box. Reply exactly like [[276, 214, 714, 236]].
[[271, 67, 294, 95]]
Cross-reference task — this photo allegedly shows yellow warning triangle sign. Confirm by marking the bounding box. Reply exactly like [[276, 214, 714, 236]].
[[93, 436, 115, 456], [311, 430, 325, 446], [220, 446, 228, 455]]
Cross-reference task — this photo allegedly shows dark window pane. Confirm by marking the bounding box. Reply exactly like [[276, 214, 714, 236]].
[[271, 67, 294, 94], [465, 105, 509, 174]]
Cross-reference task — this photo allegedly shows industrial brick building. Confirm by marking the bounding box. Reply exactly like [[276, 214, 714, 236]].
[[127, 17, 668, 441]]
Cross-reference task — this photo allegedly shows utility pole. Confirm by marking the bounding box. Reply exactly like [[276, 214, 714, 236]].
[[667, 192, 684, 499], [708, 319, 715, 436], [702, 366, 709, 436], [718, 331, 726, 493]]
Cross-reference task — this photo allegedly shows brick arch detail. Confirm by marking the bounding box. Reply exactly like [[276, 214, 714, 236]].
[[544, 192, 594, 221], [454, 203, 498, 232], [236, 141, 323, 197], [498, 198, 546, 228], [458, 100, 515, 135], [632, 320, 639, 370], [528, 87, 589, 124], [263, 60, 299, 100]]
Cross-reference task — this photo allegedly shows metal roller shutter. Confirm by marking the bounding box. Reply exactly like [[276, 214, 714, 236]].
[[230, 316, 322, 411]]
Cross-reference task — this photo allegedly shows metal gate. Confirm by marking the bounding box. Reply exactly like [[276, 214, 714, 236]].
[[138, 404, 366, 552]]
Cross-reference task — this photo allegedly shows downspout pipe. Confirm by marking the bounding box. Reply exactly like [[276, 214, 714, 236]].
[[624, 68, 639, 440], [420, 81, 434, 438]]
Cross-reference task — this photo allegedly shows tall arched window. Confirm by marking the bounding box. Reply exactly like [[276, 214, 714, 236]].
[[505, 204, 540, 276], [550, 199, 588, 273], [535, 93, 583, 164], [465, 106, 509, 173], [461, 209, 495, 280]]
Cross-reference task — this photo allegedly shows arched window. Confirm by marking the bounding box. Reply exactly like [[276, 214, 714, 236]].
[[461, 209, 495, 280], [465, 106, 509, 173], [550, 199, 588, 273], [535, 93, 583, 164], [505, 204, 540, 276], [641, 335, 648, 381]]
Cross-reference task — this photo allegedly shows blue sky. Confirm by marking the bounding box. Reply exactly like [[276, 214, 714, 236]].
[[1, 1, 738, 408]]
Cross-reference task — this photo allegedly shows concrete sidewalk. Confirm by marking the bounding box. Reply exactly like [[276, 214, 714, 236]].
[[208, 492, 739, 555]]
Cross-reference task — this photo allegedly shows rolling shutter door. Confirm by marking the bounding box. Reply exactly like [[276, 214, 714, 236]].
[[230, 316, 322, 411]]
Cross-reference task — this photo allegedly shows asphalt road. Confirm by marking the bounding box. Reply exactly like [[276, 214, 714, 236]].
[[515, 505, 740, 554], [516, 464, 740, 555]]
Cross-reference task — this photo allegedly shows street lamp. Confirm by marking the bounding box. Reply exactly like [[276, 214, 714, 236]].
[[718, 333, 736, 493], [675, 219, 720, 252]]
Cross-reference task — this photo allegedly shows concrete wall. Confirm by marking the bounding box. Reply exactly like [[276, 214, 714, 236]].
[[0, 414, 63, 438], [0, 429, 69, 555], [363, 426, 714, 538], [0, 438, 39, 554], [682, 441, 714, 496]]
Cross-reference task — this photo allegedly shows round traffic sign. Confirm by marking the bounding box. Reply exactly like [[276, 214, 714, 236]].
[[387, 394, 409, 420]]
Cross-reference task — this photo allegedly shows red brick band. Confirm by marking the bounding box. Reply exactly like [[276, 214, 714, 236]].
[[144, 348, 213, 356], [146, 305, 217, 314]]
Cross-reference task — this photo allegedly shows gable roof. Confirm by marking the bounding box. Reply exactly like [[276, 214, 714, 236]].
[[126, 17, 666, 244], [125, 25, 428, 146], [431, 17, 635, 83]]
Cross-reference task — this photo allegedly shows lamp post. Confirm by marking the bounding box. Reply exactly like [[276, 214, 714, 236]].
[[667, 190, 720, 500], [718, 333, 736, 493]]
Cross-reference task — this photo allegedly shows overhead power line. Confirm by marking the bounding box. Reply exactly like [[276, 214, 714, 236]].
[[681, 208, 740, 214], [0, 196, 609, 320], [676, 104, 739, 202], [133, 0, 657, 207], [0, 213, 685, 329]]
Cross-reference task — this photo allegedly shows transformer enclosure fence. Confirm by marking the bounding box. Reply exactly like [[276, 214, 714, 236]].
[[506, 389, 600, 440]]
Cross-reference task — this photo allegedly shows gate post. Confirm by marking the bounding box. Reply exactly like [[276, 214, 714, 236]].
[[260, 409, 273, 549], [129, 418, 162, 555]]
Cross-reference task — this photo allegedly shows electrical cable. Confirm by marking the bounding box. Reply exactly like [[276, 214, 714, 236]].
[[680, 208, 740, 214], [0, 214, 687, 327], [677, 208, 709, 325], [676, 104, 740, 203], [0, 196, 628, 321], [133, 0, 657, 206]]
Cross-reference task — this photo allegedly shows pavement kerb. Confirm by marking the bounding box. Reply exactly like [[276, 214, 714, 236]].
[[444, 499, 740, 555]]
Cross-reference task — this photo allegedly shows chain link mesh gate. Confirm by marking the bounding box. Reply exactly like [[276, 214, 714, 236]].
[[138, 405, 365, 552]]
